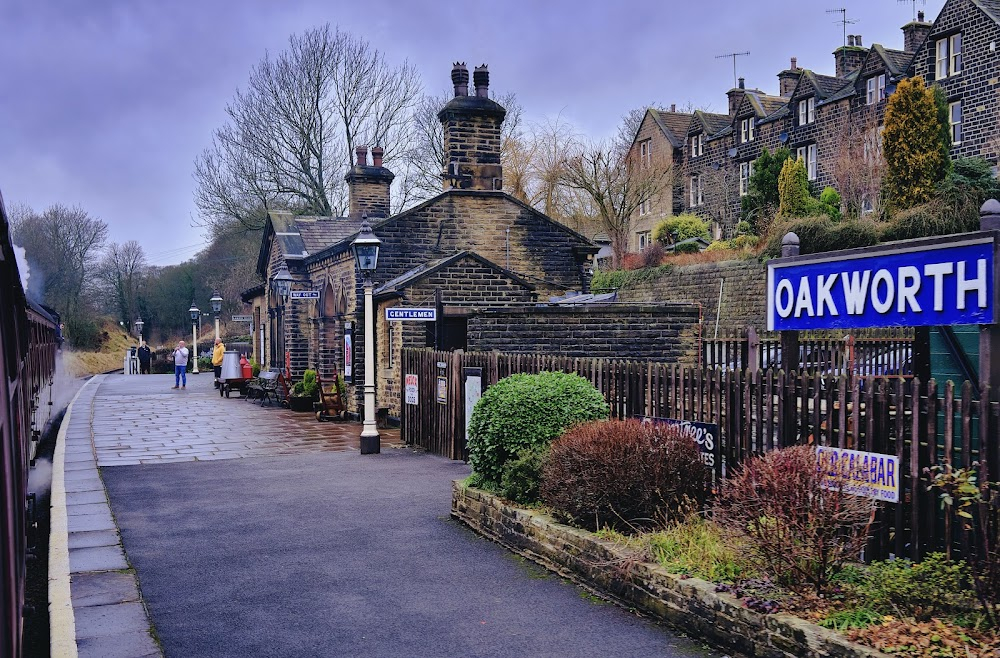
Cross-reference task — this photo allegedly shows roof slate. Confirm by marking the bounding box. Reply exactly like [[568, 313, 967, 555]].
[[653, 110, 694, 148], [295, 216, 363, 255], [974, 0, 1000, 23]]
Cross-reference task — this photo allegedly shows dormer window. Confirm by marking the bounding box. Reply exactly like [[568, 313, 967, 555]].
[[690, 133, 704, 157], [936, 33, 963, 79], [866, 74, 886, 105], [798, 97, 815, 125], [740, 117, 755, 143]]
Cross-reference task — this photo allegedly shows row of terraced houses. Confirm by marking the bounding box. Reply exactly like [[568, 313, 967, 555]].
[[628, 0, 1000, 249]]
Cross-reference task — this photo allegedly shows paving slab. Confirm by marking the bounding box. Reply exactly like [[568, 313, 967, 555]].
[[71, 572, 142, 607], [77, 632, 160, 658], [69, 545, 128, 573]]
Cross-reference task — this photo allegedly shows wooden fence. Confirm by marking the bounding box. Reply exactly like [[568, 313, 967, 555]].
[[401, 347, 1000, 561]]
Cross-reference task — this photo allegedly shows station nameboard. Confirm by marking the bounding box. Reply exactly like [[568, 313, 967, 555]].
[[386, 307, 436, 321], [767, 235, 996, 331], [231, 314, 252, 322]]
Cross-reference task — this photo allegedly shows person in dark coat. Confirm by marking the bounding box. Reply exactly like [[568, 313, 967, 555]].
[[138, 341, 152, 374]]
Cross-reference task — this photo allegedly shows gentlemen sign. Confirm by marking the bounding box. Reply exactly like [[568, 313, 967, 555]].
[[767, 235, 996, 331], [386, 307, 436, 321]]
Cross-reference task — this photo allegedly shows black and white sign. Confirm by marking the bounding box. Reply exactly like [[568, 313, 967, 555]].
[[641, 416, 718, 468], [231, 314, 252, 322], [386, 307, 436, 321], [290, 290, 320, 300]]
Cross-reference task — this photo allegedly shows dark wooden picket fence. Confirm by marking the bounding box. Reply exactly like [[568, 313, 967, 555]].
[[400, 347, 999, 561]]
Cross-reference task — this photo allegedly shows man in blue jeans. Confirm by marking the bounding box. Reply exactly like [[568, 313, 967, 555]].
[[172, 340, 190, 389]]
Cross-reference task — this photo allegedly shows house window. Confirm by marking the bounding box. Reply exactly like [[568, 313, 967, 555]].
[[866, 74, 886, 105], [796, 144, 817, 181], [637, 231, 652, 250], [638, 197, 652, 216], [936, 33, 963, 79], [690, 133, 704, 157], [950, 100, 963, 144], [690, 174, 703, 207], [639, 139, 651, 166], [740, 117, 755, 143], [739, 161, 754, 196], [798, 97, 815, 125], [863, 125, 884, 162]]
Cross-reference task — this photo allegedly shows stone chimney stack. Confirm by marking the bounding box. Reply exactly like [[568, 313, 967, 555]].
[[438, 62, 507, 191], [834, 36, 867, 78], [777, 57, 802, 96], [902, 11, 933, 53], [727, 78, 747, 116], [345, 144, 394, 219]]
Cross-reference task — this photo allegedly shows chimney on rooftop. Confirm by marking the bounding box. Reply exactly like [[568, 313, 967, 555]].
[[355, 145, 368, 167], [902, 12, 933, 53], [473, 65, 489, 98], [727, 78, 748, 116], [834, 35, 867, 78], [452, 62, 469, 97], [345, 144, 394, 219], [670, 103, 676, 112], [777, 56, 803, 97], [438, 62, 506, 191]]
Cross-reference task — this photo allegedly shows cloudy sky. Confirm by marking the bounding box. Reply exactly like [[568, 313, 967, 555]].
[[0, 0, 945, 265]]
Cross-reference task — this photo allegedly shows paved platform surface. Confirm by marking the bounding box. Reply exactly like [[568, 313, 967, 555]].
[[60, 373, 720, 657]]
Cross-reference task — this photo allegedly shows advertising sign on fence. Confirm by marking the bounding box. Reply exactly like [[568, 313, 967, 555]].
[[436, 376, 447, 404], [641, 416, 718, 468], [815, 446, 899, 503], [405, 374, 418, 405], [464, 368, 482, 447], [767, 235, 996, 331]]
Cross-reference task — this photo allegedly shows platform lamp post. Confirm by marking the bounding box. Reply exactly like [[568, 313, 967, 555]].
[[351, 218, 381, 455], [271, 264, 293, 375], [188, 302, 200, 374], [210, 289, 223, 340], [134, 316, 144, 339]]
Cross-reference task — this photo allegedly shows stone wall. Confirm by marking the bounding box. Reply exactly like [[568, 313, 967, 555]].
[[613, 260, 768, 332], [467, 304, 702, 364], [452, 484, 884, 658]]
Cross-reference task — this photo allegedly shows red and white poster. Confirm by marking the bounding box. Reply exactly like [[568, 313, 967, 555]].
[[405, 374, 418, 405]]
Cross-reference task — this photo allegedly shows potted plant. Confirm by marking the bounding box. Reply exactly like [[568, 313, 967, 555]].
[[288, 369, 320, 412]]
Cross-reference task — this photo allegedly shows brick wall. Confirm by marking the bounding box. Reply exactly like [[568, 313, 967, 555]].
[[467, 304, 702, 364], [614, 260, 768, 331]]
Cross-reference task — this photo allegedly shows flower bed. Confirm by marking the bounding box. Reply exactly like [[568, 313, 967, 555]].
[[452, 481, 885, 658]]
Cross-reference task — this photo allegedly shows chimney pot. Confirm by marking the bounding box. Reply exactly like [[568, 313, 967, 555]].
[[473, 64, 489, 98], [847, 35, 855, 47], [355, 145, 368, 167], [917, 10, 924, 21], [790, 56, 797, 70], [670, 103, 676, 112], [855, 35, 862, 47], [738, 77, 745, 89], [371, 146, 384, 168], [451, 62, 469, 97]]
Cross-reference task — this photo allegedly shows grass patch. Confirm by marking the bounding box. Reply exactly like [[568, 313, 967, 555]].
[[644, 516, 753, 583]]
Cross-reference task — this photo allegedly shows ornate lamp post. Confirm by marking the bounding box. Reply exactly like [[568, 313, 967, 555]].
[[271, 264, 293, 374], [210, 289, 223, 340], [134, 316, 144, 339], [188, 302, 200, 374], [351, 218, 381, 455]]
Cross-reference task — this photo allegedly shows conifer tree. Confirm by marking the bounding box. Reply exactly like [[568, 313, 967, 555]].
[[777, 157, 811, 218], [882, 77, 950, 209]]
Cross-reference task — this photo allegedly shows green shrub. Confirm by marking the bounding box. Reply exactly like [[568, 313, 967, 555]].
[[820, 186, 842, 208], [292, 369, 319, 398], [249, 358, 262, 377], [819, 607, 884, 631], [499, 446, 548, 505], [541, 419, 710, 533], [672, 241, 701, 254], [778, 158, 812, 218], [590, 265, 672, 292], [198, 356, 212, 371], [704, 240, 729, 252], [735, 220, 753, 235], [728, 234, 759, 250], [764, 217, 880, 257], [860, 553, 975, 620], [652, 214, 710, 245], [467, 372, 609, 487], [65, 316, 102, 350]]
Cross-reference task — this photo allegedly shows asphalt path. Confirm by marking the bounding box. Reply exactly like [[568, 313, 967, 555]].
[[102, 449, 720, 658]]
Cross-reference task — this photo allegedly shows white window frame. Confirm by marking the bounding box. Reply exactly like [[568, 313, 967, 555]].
[[639, 139, 651, 166], [937, 34, 963, 79], [690, 174, 703, 207], [638, 197, 651, 216], [690, 133, 704, 157], [739, 161, 753, 196], [798, 97, 815, 125], [867, 74, 886, 105], [796, 144, 817, 181], [950, 100, 963, 144], [740, 117, 755, 143], [951, 33, 963, 76], [637, 231, 652, 250]]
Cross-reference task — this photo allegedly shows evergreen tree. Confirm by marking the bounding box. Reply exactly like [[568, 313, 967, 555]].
[[777, 157, 811, 218], [883, 77, 950, 209], [741, 147, 790, 233]]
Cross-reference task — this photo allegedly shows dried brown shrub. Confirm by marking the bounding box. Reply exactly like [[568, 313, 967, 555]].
[[714, 445, 878, 592]]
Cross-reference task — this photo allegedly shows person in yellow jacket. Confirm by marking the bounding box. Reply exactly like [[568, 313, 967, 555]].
[[212, 337, 226, 388]]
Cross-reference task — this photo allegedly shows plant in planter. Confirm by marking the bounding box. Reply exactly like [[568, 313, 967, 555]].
[[288, 369, 320, 411]]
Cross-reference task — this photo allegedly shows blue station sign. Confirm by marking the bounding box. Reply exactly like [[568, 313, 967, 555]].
[[385, 307, 436, 321], [767, 235, 996, 331]]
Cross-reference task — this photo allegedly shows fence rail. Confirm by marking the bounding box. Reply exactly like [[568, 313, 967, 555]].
[[401, 347, 999, 562]]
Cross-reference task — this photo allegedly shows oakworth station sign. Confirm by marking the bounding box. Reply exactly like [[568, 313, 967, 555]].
[[767, 233, 997, 332]]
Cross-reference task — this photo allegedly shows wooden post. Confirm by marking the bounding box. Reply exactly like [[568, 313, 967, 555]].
[[979, 200, 1000, 395]]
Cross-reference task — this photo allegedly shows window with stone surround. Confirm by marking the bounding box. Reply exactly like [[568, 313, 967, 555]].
[[639, 197, 651, 216], [950, 100, 963, 144], [639, 139, 652, 166], [637, 231, 652, 250], [690, 133, 704, 157], [740, 117, 755, 143], [866, 74, 886, 105], [739, 161, 754, 196], [936, 33, 962, 79], [690, 174, 703, 207], [798, 97, 815, 126], [796, 144, 817, 181]]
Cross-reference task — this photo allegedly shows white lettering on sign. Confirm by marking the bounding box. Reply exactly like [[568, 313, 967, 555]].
[[776, 260, 990, 319], [405, 374, 418, 405], [231, 315, 252, 322], [290, 290, 320, 299], [386, 307, 436, 321]]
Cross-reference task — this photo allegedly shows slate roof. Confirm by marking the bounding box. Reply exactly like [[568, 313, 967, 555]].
[[373, 251, 535, 299], [295, 216, 363, 255], [690, 110, 731, 138], [974, 0, 1000, 23], [741, 91, 789, 118], [549, 291, 618, 305], [810, 71, 852, 99], [652, 110, 695, 148], [879, 46, 914, 77], [256, 210, 365, 276]]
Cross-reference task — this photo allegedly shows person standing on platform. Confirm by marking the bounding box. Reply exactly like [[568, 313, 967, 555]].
[[138, 341, 152, 374], [172, 340, 189, 389], [212, 337, 226, 388]]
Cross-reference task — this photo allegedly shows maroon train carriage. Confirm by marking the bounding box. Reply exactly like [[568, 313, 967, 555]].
[[0, 190, 59, 658]]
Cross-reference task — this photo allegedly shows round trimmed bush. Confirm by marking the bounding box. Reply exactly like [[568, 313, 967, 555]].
[[540, 419, 710, 533], [467, 371, 609, 487]]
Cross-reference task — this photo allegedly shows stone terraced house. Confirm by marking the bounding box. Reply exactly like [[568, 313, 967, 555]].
[[627, 0, 1000, 242], [244, 63, 598, 417]]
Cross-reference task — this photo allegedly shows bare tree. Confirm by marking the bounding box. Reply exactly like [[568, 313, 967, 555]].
[[831, 109, 887, 219], [561, 135, 675, 268], [11, 204, 108, 318], [194, 25, 422, 230], [97, 241, 147, 324]]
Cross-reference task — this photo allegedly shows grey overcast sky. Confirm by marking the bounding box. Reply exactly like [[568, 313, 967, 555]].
[[0, 0, 946, 265]]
